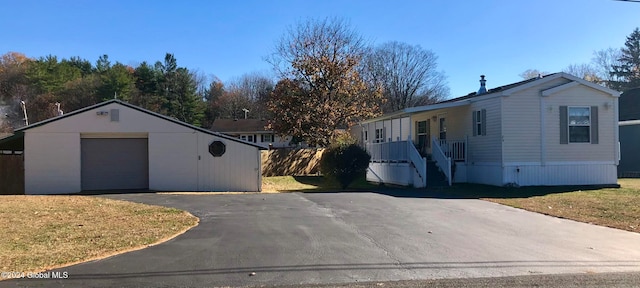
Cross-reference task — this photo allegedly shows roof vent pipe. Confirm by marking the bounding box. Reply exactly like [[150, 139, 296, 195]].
[[478, 75, 487, 95]]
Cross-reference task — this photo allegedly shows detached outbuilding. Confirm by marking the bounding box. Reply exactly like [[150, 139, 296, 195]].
[[1, 100, 263, 194]]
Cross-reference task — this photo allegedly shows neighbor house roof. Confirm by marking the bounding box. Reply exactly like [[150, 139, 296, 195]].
[[211, 119, 271, 133], [362, 72, 620, 124], [619, 88, 640, 121], [10, 99, 266, 149]]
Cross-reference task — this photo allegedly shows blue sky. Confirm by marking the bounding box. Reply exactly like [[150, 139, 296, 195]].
[[1, 0, 638, 98]]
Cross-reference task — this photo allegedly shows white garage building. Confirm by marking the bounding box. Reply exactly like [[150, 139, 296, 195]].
[[6, 100, 263, 194]]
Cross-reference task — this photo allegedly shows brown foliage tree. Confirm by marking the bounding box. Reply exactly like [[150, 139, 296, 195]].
[[267, 18, 383, 146]]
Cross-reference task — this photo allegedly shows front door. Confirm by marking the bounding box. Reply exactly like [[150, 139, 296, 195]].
[[439, 117, 447, 140]]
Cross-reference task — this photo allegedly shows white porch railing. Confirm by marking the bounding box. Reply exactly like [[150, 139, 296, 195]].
[[438, 138, 467, 162], [365, 140, 426, 187], [407, 140, 427, 187], [366, 141, 409, 162], [432, 137, 452, 186]]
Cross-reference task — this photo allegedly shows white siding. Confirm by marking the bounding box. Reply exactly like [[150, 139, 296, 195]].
[[198, 133, 261, 191], [367, 163, 412, 186], [400, 117, 411, 141], [25, 132, 81, 194], [543, 85, 617, 162], [24, 102, 261, 194], [466, 163, 502, 186], [502, 78, 570, 163], [28, 103, 190, 134], [503, 163, 617, 186], [149, 133, 198, 191], [468, 98, 501, 163]]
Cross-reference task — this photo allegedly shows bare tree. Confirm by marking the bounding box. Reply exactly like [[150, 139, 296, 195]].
[[592, 47, 623, 88], [519, 69, 549, 80], [226, 72, 274, 119], [266, 17, 383, 146], [563, 63, 601, 83], [361, 41, 449, 112]]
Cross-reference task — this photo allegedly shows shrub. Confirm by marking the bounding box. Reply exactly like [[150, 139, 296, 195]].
[[320, 143, 371, 189]]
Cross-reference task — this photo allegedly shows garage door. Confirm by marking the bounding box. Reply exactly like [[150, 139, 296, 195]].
[[81, 138, 149, 190]]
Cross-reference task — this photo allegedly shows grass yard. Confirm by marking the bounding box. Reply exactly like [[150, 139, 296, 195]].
[[485, 180, 640, 233], [0, 196, 198, 273], [445, 179, 640, 233]]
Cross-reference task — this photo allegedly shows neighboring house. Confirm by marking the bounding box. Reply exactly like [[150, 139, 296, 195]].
[[618, 88, 640, 177], [355, 73, 620, 187], [0, 99, 264, 194], [211, 119, 292, 149]]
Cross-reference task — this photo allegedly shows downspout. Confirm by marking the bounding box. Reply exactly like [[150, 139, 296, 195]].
[[540, 94, 546, 166], [500, 95, 506, 184], [614, 96, 620, 165], [258, 147, 263, 192]]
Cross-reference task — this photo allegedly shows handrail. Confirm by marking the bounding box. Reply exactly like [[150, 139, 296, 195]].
[[366, 141, 409, 162], [407, 140, 426, 187], [438, 139, 466, 161], [432, 137, 452, 186]]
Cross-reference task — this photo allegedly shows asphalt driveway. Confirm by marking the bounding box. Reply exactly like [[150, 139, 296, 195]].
[[3, 192, 640, 287]]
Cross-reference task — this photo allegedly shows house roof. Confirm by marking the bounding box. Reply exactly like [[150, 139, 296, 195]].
[[0, 132, 24, 151], [620, 88, 640, 121], [12, 99, 267, 149], [211, 119, 271, 133], [362, 72, 620, 123]]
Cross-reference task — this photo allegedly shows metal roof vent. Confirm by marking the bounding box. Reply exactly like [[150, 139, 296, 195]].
[[478, 75, 487, 95]]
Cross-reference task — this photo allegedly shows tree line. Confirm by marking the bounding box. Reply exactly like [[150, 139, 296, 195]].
[[6, 19, 633, 146], [0, 52, 278, 131], [521, 27, 640, 93], [0, 17, 451, 146]]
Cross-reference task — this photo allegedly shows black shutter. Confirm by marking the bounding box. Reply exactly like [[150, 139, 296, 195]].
[[472, 111, 477, 136], [481, 109, 487, 136], [560, 106, 568, 144], [591, 106, 598, 144]]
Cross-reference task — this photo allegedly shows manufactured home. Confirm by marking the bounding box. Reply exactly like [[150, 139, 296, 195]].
[[357, 73, 620, 187]]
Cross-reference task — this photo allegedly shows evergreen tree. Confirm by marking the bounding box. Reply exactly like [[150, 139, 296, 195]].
[[611, 28, 640, 91]]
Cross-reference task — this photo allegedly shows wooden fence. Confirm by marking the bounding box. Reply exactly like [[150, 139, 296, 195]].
[[0, 154, 24, 195], [261, 148, 325, 177]]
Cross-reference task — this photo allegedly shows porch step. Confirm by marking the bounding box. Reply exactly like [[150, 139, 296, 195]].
[[426, 160, 448, 187]]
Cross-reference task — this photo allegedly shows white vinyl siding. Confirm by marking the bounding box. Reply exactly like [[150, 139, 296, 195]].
[[467, 98, 501, 163], [502, 78, 571, 163], [545, 85, 616, 162], [24, 103, 261, 194]]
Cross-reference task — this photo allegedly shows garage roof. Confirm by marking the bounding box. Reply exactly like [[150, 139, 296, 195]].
[[13, 99, 267, 149]]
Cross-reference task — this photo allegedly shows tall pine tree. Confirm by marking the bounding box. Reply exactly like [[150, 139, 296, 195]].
[[611, 28, 640, 92]]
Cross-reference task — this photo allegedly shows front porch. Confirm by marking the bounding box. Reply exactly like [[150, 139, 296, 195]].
[[365, 138, 467, 187]]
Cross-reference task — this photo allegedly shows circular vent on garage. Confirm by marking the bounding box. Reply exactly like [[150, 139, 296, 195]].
[[209, 141, 226, 157]]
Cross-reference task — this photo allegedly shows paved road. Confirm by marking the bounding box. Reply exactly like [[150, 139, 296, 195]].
[[2, 192, 640, 287]]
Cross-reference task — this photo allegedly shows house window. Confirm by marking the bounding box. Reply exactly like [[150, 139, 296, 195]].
[[472, 109, 486, 136], [364, 130, 368, 141], [375, 128, 385, 143], [416, 120, 430, 153], [568, 107, 590, 143], [438, 117, 446, 140], [560, 105, 598, 145], [261, 134, 274, 143], [240, 135, 247, 141]]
